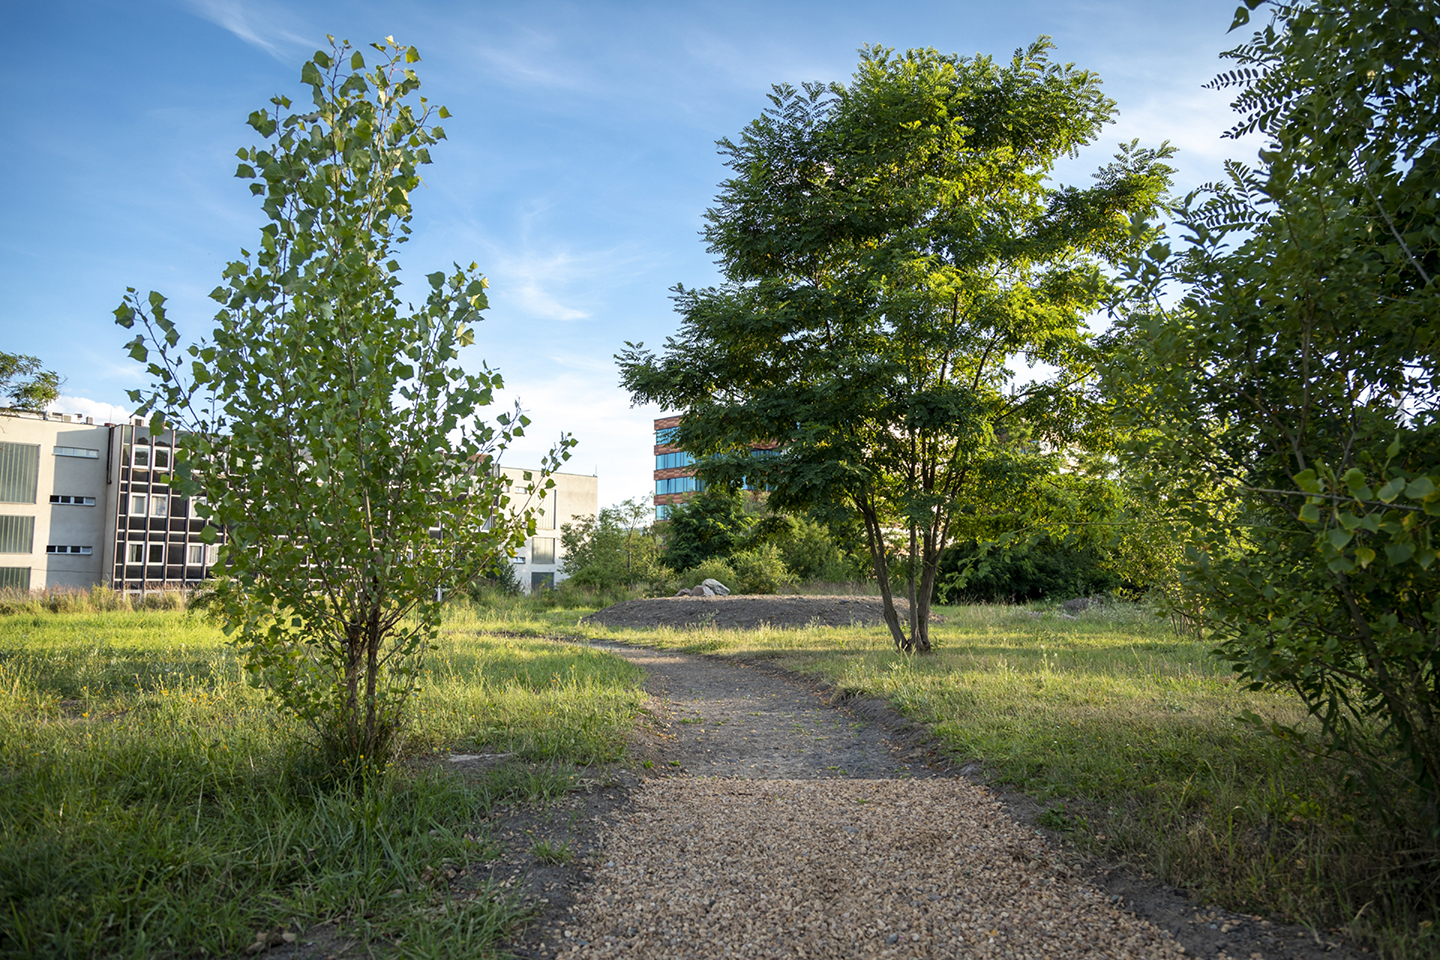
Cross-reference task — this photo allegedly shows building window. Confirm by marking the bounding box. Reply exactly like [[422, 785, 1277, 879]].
[[49, 495, 97, 506], [531, 571, 555, 592], [151, 496, 169, 518], [0, 567, 29, 590], [0, 516, 35, 554], [538, 488, 556, 530], [655, 476, 704, 496], [130, 495, 147, 516], [0, 442, 40, 504], [148, 544, 164, 564], [153, 447, 171, 471], [655, 503, 671, 521], [655, 451, 694, 470], [655, 426, 680, 445], [126, 542, 144, 563], [45, 545, 93, 556], [187, 544, 206, 565], [54, 446, 100, 459], [132, 446, 150, 469], [531, 537, 556, 565]]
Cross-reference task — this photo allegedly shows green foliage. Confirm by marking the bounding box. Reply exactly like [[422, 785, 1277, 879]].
[[938, 467, 1181, 604], [1105, 0, 1440, 837], [677, 558, 737, 591], [753, 513, 856, 582], [620, 41, 1175, 653], [729, 542, 797, 595], [114, 38, 572, 769], [560, 496, 667, 590], [0, 352, 61, 412], [0, 607, 644, 957], [662, 487, 756, 573]]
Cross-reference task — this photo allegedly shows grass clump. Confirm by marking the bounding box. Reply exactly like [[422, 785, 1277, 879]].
[[0, 606, 644, 958]]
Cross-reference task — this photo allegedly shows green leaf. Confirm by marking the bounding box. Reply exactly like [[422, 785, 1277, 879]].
[[438, 105, 451, 119], [1377, 477, 1406, 503], [406, 45, 421, 63], [1294, 469, 1322, 494], [1406, 476, 1437, 500], [1385, 541, 1416, 564], [1328, 527, 1354, 550], [1298, 502, 1321, 523], [351, 51, 365, 70]]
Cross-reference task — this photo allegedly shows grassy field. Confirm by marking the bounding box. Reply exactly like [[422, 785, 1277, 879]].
[[4, 593, 1436, 958], [559, 600, 1438, 959], [0, 604, 644, 959]]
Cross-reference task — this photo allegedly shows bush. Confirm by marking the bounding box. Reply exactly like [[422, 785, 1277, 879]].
[[729, 543, 796, 595], [936, 536, 1122, 604], [561, 498, 664, 590], [677, 558, 737, 593], [465, 559, 523, 604]]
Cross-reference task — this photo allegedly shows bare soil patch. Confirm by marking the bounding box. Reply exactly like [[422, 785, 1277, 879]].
[[580, 595, 940, 631]]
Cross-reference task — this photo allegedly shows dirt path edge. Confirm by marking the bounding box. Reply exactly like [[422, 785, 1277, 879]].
[[504, 634, 1367, 960]]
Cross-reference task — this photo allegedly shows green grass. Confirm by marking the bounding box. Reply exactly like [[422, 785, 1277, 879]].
[[567, 601, 1439, 959], [0, 605, 645, 959]]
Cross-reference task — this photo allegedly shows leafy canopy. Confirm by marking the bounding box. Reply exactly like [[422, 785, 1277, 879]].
[[620, 41, 1174, 651], [1105, 0, 1440, 835], [0, 353, 62, 412], [117, 38, 571, 767]]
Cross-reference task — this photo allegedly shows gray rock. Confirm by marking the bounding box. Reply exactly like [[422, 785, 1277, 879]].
[[701, 578, 731, 596]]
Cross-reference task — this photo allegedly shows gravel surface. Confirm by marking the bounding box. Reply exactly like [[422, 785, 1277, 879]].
[[504, 640, 1367, 960], [580, 595, 941, 631], [557, 777, 1182, 959]]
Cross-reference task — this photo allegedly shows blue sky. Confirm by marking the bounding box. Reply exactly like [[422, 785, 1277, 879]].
[[5, 0, 1256, 507]]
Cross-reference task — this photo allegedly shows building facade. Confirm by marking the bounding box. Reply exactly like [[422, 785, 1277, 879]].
[[498, 466, 598, 592], [652, 415, 700, 521], [0, 410, 597, 596], [0, 410, 222, 592], [651, 415, 778, 521]]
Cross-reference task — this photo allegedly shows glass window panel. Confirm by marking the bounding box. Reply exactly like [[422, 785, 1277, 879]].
[[531, 537, 556, 564], [127, 542, 144, 563], [151, 497, 168, 518], [130, 495, 147, 516], [0, 516, 35, 554], [133, 447, 150, 469], [0, 442, 40, 503]]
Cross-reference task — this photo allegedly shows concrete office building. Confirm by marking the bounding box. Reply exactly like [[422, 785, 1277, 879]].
[[0, 409, 595, 595], [498, 466, 597, 592], [0, 410, 222, 592]]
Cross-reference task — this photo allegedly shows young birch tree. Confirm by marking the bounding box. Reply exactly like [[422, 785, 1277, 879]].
[[117, 38, 571, 768]]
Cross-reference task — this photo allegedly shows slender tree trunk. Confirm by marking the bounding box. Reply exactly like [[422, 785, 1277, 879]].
[[857, 495, 907, 649], [908, 519, 918, 653]]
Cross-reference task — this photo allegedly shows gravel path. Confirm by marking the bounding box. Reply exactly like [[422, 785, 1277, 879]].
[[507, 642, 1365, 960]]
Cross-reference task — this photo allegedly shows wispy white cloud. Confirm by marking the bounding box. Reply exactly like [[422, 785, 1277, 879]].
[[179, 0, 313, 60], [486, 368, 661, 508]]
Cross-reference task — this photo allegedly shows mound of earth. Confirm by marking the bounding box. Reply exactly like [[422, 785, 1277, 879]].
[[580, 594, 940, 631]]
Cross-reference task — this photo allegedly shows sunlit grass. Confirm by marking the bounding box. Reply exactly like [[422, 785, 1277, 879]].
[[572, 600, 1438, 958], [0, 606, 644, 959]]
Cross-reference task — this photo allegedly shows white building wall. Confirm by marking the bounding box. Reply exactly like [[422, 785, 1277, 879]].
[[498, 467, 597, 593], [0, 412, 111, 590]]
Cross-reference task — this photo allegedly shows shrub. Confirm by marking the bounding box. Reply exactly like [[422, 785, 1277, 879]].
[[729, 543, 796, 595], [678, 558, 737, 593]]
